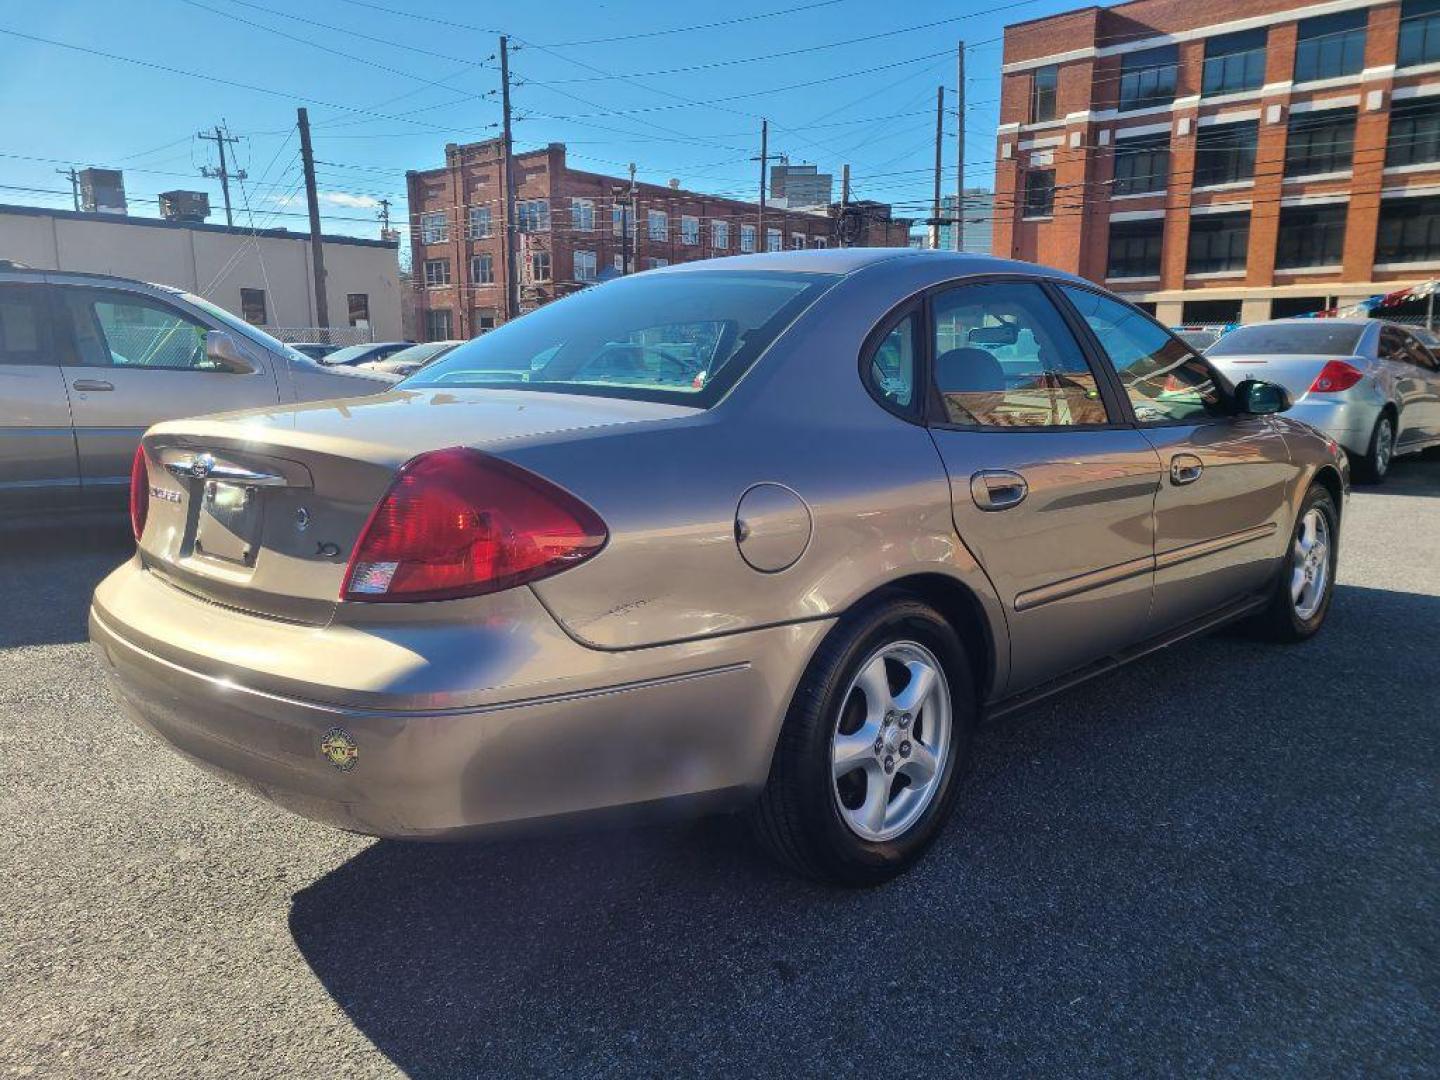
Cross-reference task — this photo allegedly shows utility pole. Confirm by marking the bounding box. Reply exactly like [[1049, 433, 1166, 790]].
[[930, 85, 944, 250], [758, 118, 768, 251], [198, 125, 246, 227], [841, 163, 850, 211], [627, 162, 637, 274], [377, 197, 392, 235], [55, 168, 80, 211], [297, 108, 330, 337], [955, 41, 966, 252], [499, 35, 519, 321]]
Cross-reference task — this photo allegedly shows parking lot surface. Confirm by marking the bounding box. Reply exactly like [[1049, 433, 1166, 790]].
[[3, 459, 1437, 1079]]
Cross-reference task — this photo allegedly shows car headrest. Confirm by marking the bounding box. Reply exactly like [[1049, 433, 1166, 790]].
[[935, 347, 1005, 393]]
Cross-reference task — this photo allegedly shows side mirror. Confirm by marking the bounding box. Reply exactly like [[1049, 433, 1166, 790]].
[[1235, 378, 1291, 416], [205, 330, 257, 374]]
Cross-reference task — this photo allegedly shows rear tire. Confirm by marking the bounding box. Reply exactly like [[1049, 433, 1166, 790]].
[[749, 595, 976, 886], [1249, 483, 1338, 643], [1354, 412, 1395, 485]]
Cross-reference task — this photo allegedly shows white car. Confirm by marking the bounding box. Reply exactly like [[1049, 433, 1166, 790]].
[[1206, 318, 1440, 482]]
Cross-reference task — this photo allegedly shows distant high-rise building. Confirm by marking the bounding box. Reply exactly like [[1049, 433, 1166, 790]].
[[770, 163, 833, 209], [940, 189, 994, 254]]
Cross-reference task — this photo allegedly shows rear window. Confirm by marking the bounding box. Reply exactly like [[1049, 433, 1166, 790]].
[[1208, 322, 1365, 356], [406, 270, 839, 405]]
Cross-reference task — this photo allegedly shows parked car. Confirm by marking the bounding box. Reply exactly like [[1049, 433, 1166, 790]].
[[0, 267, 397, 512], [91, 250, 1347, 885], [292, 342, 342, 362], [320, 341, 412, 367], [358, 339, 464, 377], [1207, 318, 1440, 482], [1171, 323, 1237, 352]]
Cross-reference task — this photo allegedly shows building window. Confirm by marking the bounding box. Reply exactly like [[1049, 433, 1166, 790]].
[[528, 250, 551, 283], [1275, 204, 1348, 268], [1187, 212, 1250, 273], [1112, 132, 1169, 195], [517, 198, 550, 232], [347, 293, 369, 327], [419, 211, 448, 244], [613, 253, 625, 272], [240, 288, 266, 325], [647, 209, 668, 241], [571, 198, 594, 231], [1294, 11, 1367, 83], [1400, 0, 1440, 67], [712, 220, 730, 249], [1387, 96, 1440, 167], [740, 224, 757, 252], [1194, 120, 1259, 187], [1203, 29, 1267, 97], [471, 253, 494, 284], [679, 215, 699, 245], [813, 236, 828, 248], [424, 309, 453, 341], [1031, 65, 1058, 122], [766, 228, 782, 251], [423, 258, 451, 287], [1118, 45, 1178, 112], [1107, 219, 1164, 278], [474, 310, 497, 332], [1180, 298, 1243, 324], [646, 257, 669, 269], [574, 249, 597, 282], [791, 233, 806, 250], [467, 205, 491, 238], [1023, 169, 1055, 217], [1285, 108, 1356, 178], [1377, 194, 1440, 262]]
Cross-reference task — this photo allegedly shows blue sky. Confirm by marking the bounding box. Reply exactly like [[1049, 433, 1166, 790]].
[[0, 0, 1086, 250]]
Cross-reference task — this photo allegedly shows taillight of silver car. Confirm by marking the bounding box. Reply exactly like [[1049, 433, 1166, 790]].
[[129, 445, 149, 542], [1308, 359, 1365, 393], [341, 447, 608, 603]]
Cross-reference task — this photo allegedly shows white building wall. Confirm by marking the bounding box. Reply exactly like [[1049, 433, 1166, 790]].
[[0, 206, 401, 338]]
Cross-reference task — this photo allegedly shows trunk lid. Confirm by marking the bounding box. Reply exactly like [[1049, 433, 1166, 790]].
[[137, 387, 697, 624], [1209, 353, 1368, 399]]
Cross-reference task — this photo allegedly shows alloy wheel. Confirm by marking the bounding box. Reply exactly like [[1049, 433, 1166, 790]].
[[1290, 507, 1331, 621], [1376, 417, 1394, 477], [831, 641, 952, 842]]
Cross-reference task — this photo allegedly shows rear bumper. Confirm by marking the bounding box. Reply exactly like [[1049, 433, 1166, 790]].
[[1284, 398, 1382, 456], [89, 561, 829, 839]]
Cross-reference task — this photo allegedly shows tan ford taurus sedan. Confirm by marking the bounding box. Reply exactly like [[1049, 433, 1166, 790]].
[[89, 250, 1348, 885]]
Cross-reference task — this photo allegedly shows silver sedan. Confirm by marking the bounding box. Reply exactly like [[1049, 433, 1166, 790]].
[[90, 250, 1347, 885], [1207, 318, 1440, 483]]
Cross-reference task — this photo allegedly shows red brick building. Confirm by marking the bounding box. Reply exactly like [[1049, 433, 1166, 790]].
[[994, 0, 1440, 325], [406, 140, 912, 340]]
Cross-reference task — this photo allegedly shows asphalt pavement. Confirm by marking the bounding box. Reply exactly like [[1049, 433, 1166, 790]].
[[2, 459, 1437, 1079]]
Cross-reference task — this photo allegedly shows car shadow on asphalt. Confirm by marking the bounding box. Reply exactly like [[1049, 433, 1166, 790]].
[[288, 582, 1440, 1078], [0, 515, 132, 648]]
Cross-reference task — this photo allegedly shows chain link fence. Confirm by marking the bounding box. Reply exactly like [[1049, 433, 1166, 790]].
[[266, 327, 376, 347]]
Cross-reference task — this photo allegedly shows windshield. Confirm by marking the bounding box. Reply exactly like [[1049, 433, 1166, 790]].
[[1209, 322, 1366, 356], [405, 270, 840, 405], [386, 342, 453, 364], [324, 344, 383, 365], [178, 290, 310, 364]]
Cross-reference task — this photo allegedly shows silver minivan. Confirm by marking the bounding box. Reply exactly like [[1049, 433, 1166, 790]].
[[0, 267, 395, 511]]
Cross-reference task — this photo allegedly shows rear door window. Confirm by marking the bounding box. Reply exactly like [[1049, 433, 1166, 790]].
[[929, 281, 1111, 428], [0, 285, 54, 366], [1061, 286, 1229, 423]]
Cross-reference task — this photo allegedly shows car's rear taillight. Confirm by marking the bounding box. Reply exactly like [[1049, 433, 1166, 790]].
[[1308, 359, 1364, 393], [129, 445, 149, 541], [341, 447, 607, 603]]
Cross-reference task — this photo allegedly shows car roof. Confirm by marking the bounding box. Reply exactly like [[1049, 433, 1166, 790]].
[[651, 247, 1090, 283], [1263, 317, 1374, 327], [0, 265, 187, 294]]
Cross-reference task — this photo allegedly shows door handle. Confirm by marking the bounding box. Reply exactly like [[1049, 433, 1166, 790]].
[[1170, 454, 1204, 486], [71, 379, 114, 392], [970, 469, 1029, 511]]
